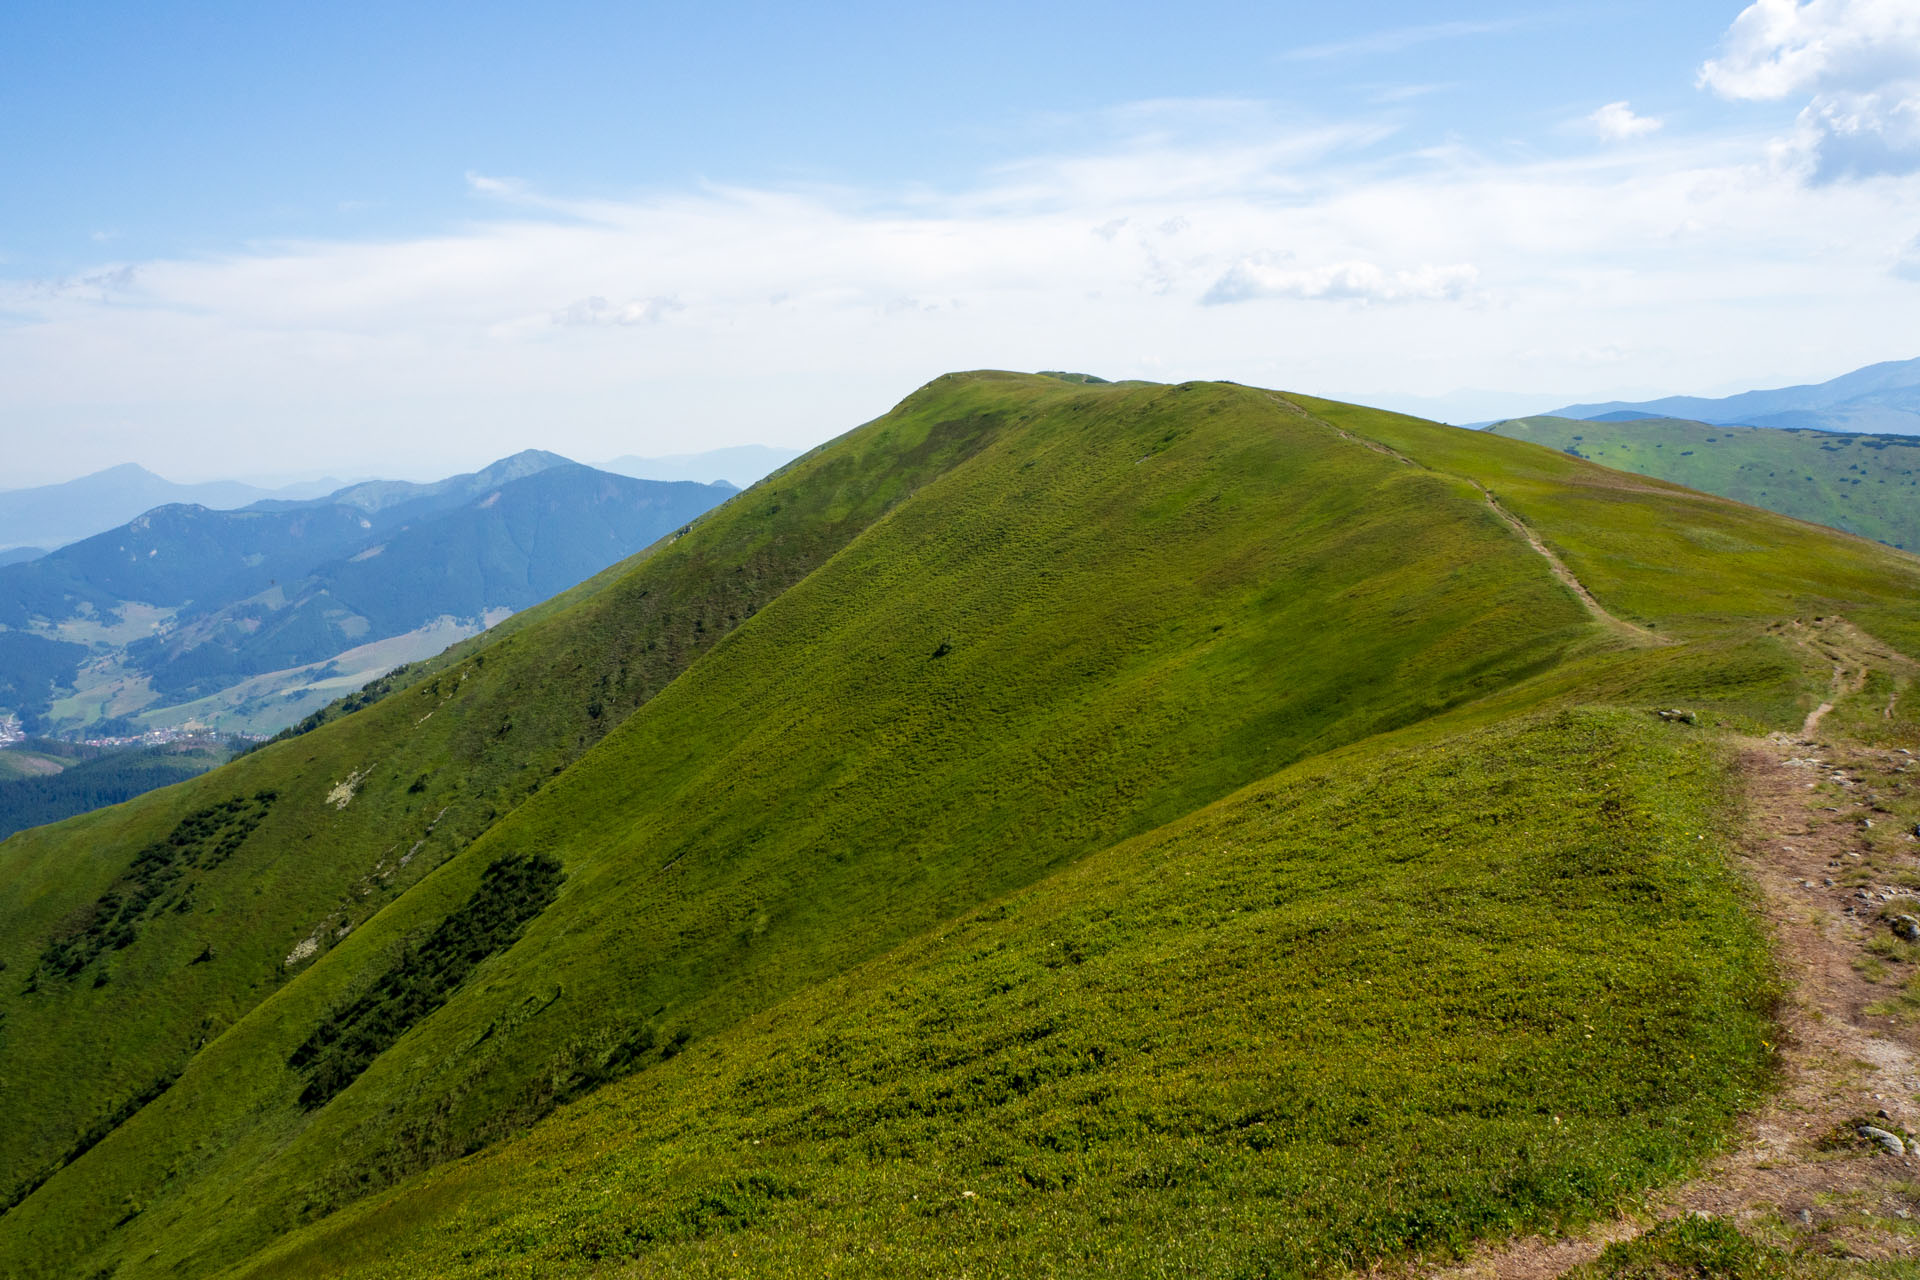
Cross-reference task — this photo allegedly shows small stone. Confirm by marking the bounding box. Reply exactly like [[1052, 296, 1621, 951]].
[[1798, 1208, 1814, 1226], [1859, 1124, 1906, 1156], [1891, 916, 1920, 942]]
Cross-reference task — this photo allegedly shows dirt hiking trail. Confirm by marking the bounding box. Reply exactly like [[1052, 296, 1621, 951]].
[[1266, 392, 1663, 648], [1422, 626, 1920, 1278]]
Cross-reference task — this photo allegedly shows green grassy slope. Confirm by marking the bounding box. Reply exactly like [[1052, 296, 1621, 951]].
[[1487, 414, 1920, 552], [1, 374, 1606, 1279], [237, 707, 1769, 1280], [0, 400, 1002, 1217], [4, 374, 1920, 1279], [1292, 395, 1920, 652]]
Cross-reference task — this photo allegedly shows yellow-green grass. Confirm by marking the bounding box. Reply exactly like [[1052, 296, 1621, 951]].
[[1290, 393, 1920, 654], [2, 375, 1606, 1278], [235, 708, 1770, 1280], [0, 387, 1004, 1216], [3, 374, 1919, 1279], [1490, 414, 1920, 553]]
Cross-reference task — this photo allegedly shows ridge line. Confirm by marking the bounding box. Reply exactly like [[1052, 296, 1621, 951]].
[[1262, 391, 1667, 646]]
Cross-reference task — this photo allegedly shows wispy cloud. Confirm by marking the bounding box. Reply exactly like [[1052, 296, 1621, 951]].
[[1278, 17, 1543, 62], [1368, 83, 1457, 105], [1896, 233, 1920, 281], [1588, 102, 1663, 142], [1202, 258, 1478, 305], [2, 92, 1918, 483]]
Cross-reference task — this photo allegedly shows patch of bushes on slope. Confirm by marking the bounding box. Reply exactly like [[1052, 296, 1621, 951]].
[[239, 710, 1776, 1280], [289, 854, 564, 1110], [33, 792, 277, 981], [0, 1069, 179, 1217]]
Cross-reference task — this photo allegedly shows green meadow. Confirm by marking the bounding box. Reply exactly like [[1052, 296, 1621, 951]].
[[1488, 414, 1920, 552], [1, 373, 1917, 1278]]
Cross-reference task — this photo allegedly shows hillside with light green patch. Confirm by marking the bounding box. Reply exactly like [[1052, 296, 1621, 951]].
[[1488, 413, 1920, 551], [2, 373, 1918, 1279]]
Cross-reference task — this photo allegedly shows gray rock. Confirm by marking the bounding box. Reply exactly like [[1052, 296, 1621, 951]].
[[1892, 915, 1920, 942], [1859, 1124, 1906, 1156]]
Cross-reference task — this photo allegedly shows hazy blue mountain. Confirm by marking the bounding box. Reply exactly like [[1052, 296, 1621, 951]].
[[1542, 356, 1920, 434], [129, 464, 729, 700], [0, 457, 733, 734], [276, 449, 574, 517], [601, 444, 799, 487], [0, 548, 44, 567], [0, 633, 88, 728], [0, 503, 386, 630], [0, 464, 346, 555]]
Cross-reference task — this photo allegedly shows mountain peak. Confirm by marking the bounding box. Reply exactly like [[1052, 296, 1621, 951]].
[[472, 449, 576, 484]]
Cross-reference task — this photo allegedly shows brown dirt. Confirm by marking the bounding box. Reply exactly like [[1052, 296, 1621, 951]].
[[1265, 392, 1663, 648], [1425, 723, 1920, 1278]]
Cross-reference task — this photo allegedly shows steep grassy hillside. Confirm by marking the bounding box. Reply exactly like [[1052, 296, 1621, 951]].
[[0, 399, 1000, 1222], [3, 374, 1920, 1279], [1489, 414, 1920, 551], [238, 707, 1769, 1280]]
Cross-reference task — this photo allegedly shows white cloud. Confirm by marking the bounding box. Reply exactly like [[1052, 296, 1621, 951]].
[[1203, 258, 1478, 305], [552, 295, 683, 327], [2, 109, 1918, 483], [1279, 18, 1539, 62], [1895, 233, 1920, 280], [465, 172, 528, 198], [1588, 102, 1663, 142], [1702, 0, 1920, 180]]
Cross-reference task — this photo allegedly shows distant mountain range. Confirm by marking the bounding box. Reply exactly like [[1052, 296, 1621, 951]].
[[1, 446, 801, 557], [1486, 415, 1920, 551], [0, 452, 732, 736], [0, 464, 346, 556], [1540, 356, 1920, 435], [601, 444, 801, 487]]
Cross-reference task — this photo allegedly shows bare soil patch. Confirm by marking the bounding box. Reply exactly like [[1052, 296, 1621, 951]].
[[1426, 729, 1920, 1278]]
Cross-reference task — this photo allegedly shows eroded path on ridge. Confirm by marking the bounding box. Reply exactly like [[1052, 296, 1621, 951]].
[[1426, 718, 1920, 1278], [1790, 617, 1916, 739], [1265, 392, 1663, 647]]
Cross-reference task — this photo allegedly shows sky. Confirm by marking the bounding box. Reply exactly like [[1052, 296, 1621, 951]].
[[3, 0, 1918, 485]]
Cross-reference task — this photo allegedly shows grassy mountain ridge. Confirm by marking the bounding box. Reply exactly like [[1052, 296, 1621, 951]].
[[1486, 414, 1920, 551], [237, 705, 1770, 1280], [2, 373, 1919, 1278], [3, 373, 1606, 1278], [0, 396, 1003, 1235]]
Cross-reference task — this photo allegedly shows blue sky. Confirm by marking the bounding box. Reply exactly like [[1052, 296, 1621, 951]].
[[3, 1, 1917, 483]]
